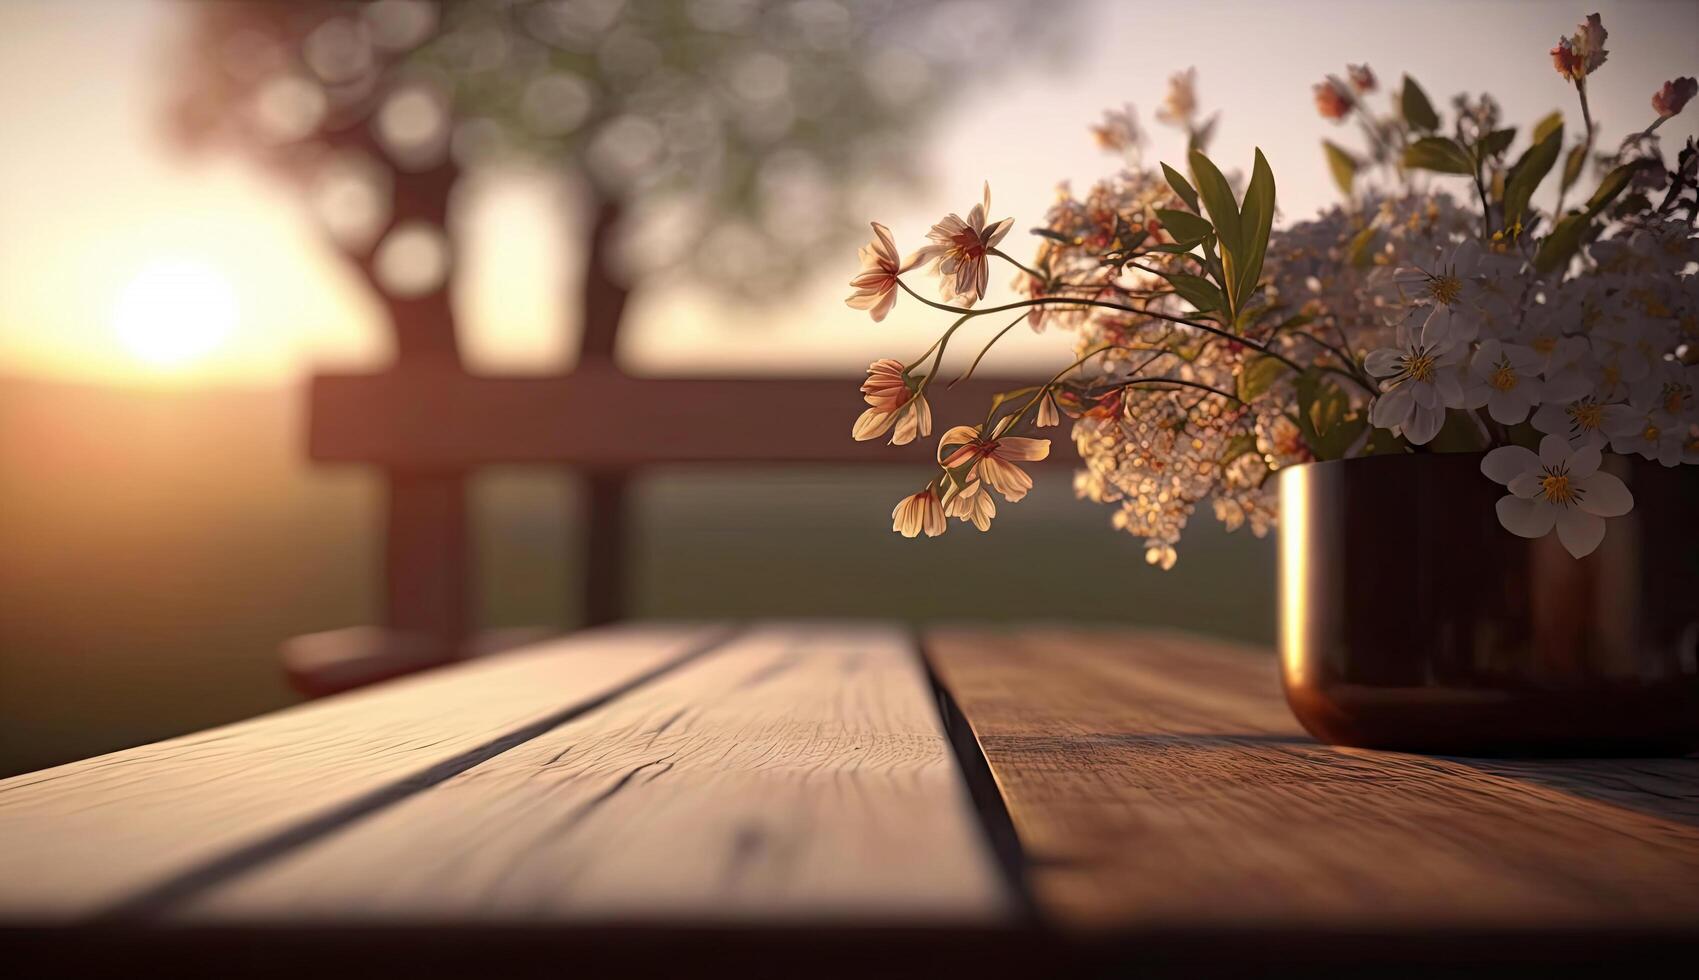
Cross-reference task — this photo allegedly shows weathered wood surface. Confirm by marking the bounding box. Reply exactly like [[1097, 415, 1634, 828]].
[[0, 625, 728, 921], [182, 623, 1009, 924], [925, 628, 1699, 935]]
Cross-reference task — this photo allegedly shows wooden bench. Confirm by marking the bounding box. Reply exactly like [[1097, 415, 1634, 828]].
[[4, 624, 1697, 975]]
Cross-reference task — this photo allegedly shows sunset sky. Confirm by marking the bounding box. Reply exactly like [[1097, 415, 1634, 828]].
[[1, 0, 1695, 386]]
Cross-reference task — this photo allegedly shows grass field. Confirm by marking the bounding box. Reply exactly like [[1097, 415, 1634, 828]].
[[0, 376, 1274, 777]]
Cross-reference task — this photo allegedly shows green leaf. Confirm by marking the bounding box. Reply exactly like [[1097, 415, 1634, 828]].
[[1585, 159, 1650, 215], [1218, 432, 1261, 467], [1188, 150, 1242, 316], [1293, 369, 1360, 459], [1403, 136, 1475, 175], [1154, 208, 1213, 245], [1346, 225, 1380, 267], [1560, 142, 1587, 193], [1322, 140, 1358, 198], [1158, 271, 1224, 314], [1236, 352, 1291, 402], [1532, 111, 1563, 144], [1533, 212, 1590, 274], [1477, 128, 1517, 160], [1400, 75, 1440, 132], [1162, 162, 1200, 212], [1502, 121, 1562, 232], [1234, 149, 1276, 316], [1030, 227, 1073, 243]]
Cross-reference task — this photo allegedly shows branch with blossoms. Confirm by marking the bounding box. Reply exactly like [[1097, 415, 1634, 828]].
[[849, 13, 1696, 568]]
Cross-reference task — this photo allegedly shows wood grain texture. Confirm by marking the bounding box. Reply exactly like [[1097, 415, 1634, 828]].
[[178, 623, 1010, 924], [0, 625, 725, 922], [925, 627, 1699, 934]]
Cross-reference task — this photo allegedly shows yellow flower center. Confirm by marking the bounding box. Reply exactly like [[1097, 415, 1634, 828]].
[[1405, 352, 1437, 383], [1643, 423, 1661, 442], [1530, 336, 1556, 355], [1426, 273, 1462, 306], [1569, 401, 1604, 431], [1602, 364, 1620, 387], [1488, 361, 1518, 392], [1540, 473, 1576, 506]]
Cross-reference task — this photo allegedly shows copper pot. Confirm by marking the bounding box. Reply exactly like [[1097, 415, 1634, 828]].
[[1278, 451, 1699, 756]]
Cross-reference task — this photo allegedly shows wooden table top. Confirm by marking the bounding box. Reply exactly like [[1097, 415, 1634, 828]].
[[3, 623, 1697, 976]]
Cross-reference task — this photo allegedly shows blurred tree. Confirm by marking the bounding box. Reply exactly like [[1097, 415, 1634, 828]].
[[170, 0, 1063, 368]]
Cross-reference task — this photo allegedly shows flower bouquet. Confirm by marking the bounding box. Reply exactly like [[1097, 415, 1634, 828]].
[[846, 13, 1699, 754]]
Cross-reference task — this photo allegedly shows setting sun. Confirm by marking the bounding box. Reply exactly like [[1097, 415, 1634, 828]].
[[111, 259, 237, 367]]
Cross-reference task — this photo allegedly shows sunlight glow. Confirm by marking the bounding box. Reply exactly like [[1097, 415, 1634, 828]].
[[111, 260, 238, 367]]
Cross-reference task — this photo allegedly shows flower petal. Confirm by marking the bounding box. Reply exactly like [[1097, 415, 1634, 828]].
[[1508, 472, 1544, 498], [1575, 471, 1633, 517], [1538, 432, 1572, 468], [994, 437, 1051, 461], [1496, 495, 1557, 538], [1556, 507, 1606, 558], [1404, 401, 1445, 445], [1370, 384, 1412, 429], [853, 407, 896, 441], [1363, 348, 1402, 377], [1482, 445, 1539, 485], [978, 455, 1033, 502], [1567, 443, 1601, 478]]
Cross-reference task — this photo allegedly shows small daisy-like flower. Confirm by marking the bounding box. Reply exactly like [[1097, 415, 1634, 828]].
[[942, 479, 996, 531], [891, 488, 946, 538], [1463, 339, 1545, 424], [1364, 307, 1471, 445], [844, 222, 917, 322], [1652, 77, 1698, 118], [913, 183, 1014, 307], [1347, 64, 1377, 94], [1313, 77, 1354, 121], [937, 424, 1051, 502], [1482, 433, 1633, 559], [852, 358, 932, 446]]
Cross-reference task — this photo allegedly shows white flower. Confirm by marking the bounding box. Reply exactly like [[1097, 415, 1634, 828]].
[[912, 182, 1014, 306], [1603, 402, 1684, 466], [852, 358, 932, 446], [844, 222, 918, 322], [1463, 339, 1545, 424], [1392, 239, 1484, 322], [1482, 434, 1634, 559], [1364, 308, 1470, 445], [1532, 335, 1594, 403], [1531, 395, 1636, 448]]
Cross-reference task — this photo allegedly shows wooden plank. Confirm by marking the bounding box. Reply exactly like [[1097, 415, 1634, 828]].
[[0, 625, 728, 922], [307, 365, 1069, 467], [925, 628, 1699, 935], [177, 623, 1012, 925]]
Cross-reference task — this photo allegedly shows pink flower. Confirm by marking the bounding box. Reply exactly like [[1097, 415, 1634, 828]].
[[852, 358, 932, 446], [1653, 77, 1698, 118], [1552, 12, 1607, 82], [942, 480, 996, 531], [844, 222, 917, 322], [891, 487, 946, 538], [936, 424, 1050, 502], [1347, 64, 1376, 94], [1313, 77, 1353, 121], [914, 183, 1014, 306], [1090, 104, 1141, 154], [1155, 68, 1197, 127]]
